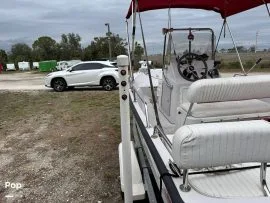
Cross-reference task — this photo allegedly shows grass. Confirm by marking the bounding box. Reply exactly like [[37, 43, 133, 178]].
[[0, 90, 122, 202]]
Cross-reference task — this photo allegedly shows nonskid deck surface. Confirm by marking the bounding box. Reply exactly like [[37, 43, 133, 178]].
[[188, 164, 269, 198]]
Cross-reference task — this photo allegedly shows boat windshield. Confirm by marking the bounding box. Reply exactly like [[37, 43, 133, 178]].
[[170, 30, 214, 59]]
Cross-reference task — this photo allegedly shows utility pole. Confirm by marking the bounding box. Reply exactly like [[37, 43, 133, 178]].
[[105, 23, 112, 61], [255, 31, 259, 53]]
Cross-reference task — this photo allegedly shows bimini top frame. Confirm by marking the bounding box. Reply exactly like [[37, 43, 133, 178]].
[[126, 0, 270, 19]]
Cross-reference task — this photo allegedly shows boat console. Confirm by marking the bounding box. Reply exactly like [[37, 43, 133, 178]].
[[159, 28, 220, 124]]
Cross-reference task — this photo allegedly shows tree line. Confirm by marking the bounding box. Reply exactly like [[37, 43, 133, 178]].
[[0, 32, 144, 70]]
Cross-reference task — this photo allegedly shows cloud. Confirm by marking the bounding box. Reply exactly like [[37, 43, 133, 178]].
[[0, 0, 129, 51], [0, 1, 269, 54]]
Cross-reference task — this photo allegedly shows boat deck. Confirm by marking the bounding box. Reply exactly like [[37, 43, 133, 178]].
[[189, 164, 269, 198], [132, 86, 270, 201]]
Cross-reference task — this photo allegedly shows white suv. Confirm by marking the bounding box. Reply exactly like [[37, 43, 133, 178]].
[[45, 61, 119, 92]]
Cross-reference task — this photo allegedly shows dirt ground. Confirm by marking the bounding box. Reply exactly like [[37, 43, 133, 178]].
[[0, 72, 46, 90], [0, 90, 122, 203]]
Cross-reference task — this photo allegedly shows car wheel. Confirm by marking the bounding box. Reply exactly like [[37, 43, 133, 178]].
[[53, 78, 67, 92], [102, 77, 116, 91]]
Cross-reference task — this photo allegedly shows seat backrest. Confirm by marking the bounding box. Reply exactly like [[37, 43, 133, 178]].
[[172, 120, 270, 169], [187, 75, 270, 104]]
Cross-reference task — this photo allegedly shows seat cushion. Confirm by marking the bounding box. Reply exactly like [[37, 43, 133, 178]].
[[172, 120, 270, 169], [181, 99, 270, 118], [187, 75, 270, 103]]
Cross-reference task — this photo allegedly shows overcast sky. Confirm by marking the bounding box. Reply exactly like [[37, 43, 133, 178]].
[[0, 0, 269, 54]]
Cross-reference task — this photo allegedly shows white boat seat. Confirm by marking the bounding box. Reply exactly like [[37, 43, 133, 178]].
[[187, 75, 270, 103], [172, 120, 270, 169], [177, 75, 270, 126], [180, 99, 270, 118]]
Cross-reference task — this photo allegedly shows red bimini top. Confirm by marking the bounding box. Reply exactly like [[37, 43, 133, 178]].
[[126, 0, 270, 19]]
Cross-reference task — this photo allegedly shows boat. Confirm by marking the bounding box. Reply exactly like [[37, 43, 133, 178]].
[[117, 1, 270, 202]]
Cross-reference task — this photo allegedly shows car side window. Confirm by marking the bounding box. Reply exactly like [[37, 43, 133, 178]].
[[88, 63, 104, 70], [72, 63, 108, 71], [72, 64, 86, 71]]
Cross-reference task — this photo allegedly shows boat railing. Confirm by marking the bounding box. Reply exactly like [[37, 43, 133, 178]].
[[133, 89, 151, 128], [162, 71, 173, 89], [144, 102, 150, 128], [133, 88, 173, 151], [155, 125, 172, 154], [261, 163, 270, 196]]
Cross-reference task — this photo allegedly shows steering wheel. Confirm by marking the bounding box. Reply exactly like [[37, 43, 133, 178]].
[[176, 53, 208, 82]]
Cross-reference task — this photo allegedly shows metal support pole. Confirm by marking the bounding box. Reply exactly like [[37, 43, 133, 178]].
[[138, 5, 162, 129], [225, 20, 246, 75], [105, 23, 112, 61], [131, 0, 137, 68], [156, 125, 172, 154], [183, 103, 194, 125], [118, 55, 132, 203], [260, 162, 270, 196], [126, 20, 133, 81], [214, 20, 225, 56], [162, 33, 167, 68], [263, 1, 270, 17], [144, 102, 150, 128], [126, 20, 136, 102], [180, 169, 191, 192], [256, 31, 259, 53]]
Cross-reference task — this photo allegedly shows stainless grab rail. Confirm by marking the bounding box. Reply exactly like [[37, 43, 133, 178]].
[[155, 125, 172, 155], [133, 89, 172, 152], [261, 162, 270, 196], [133, 89, 150, 128], [163, 71, 173, 89], [144, 102, 150, 128]]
